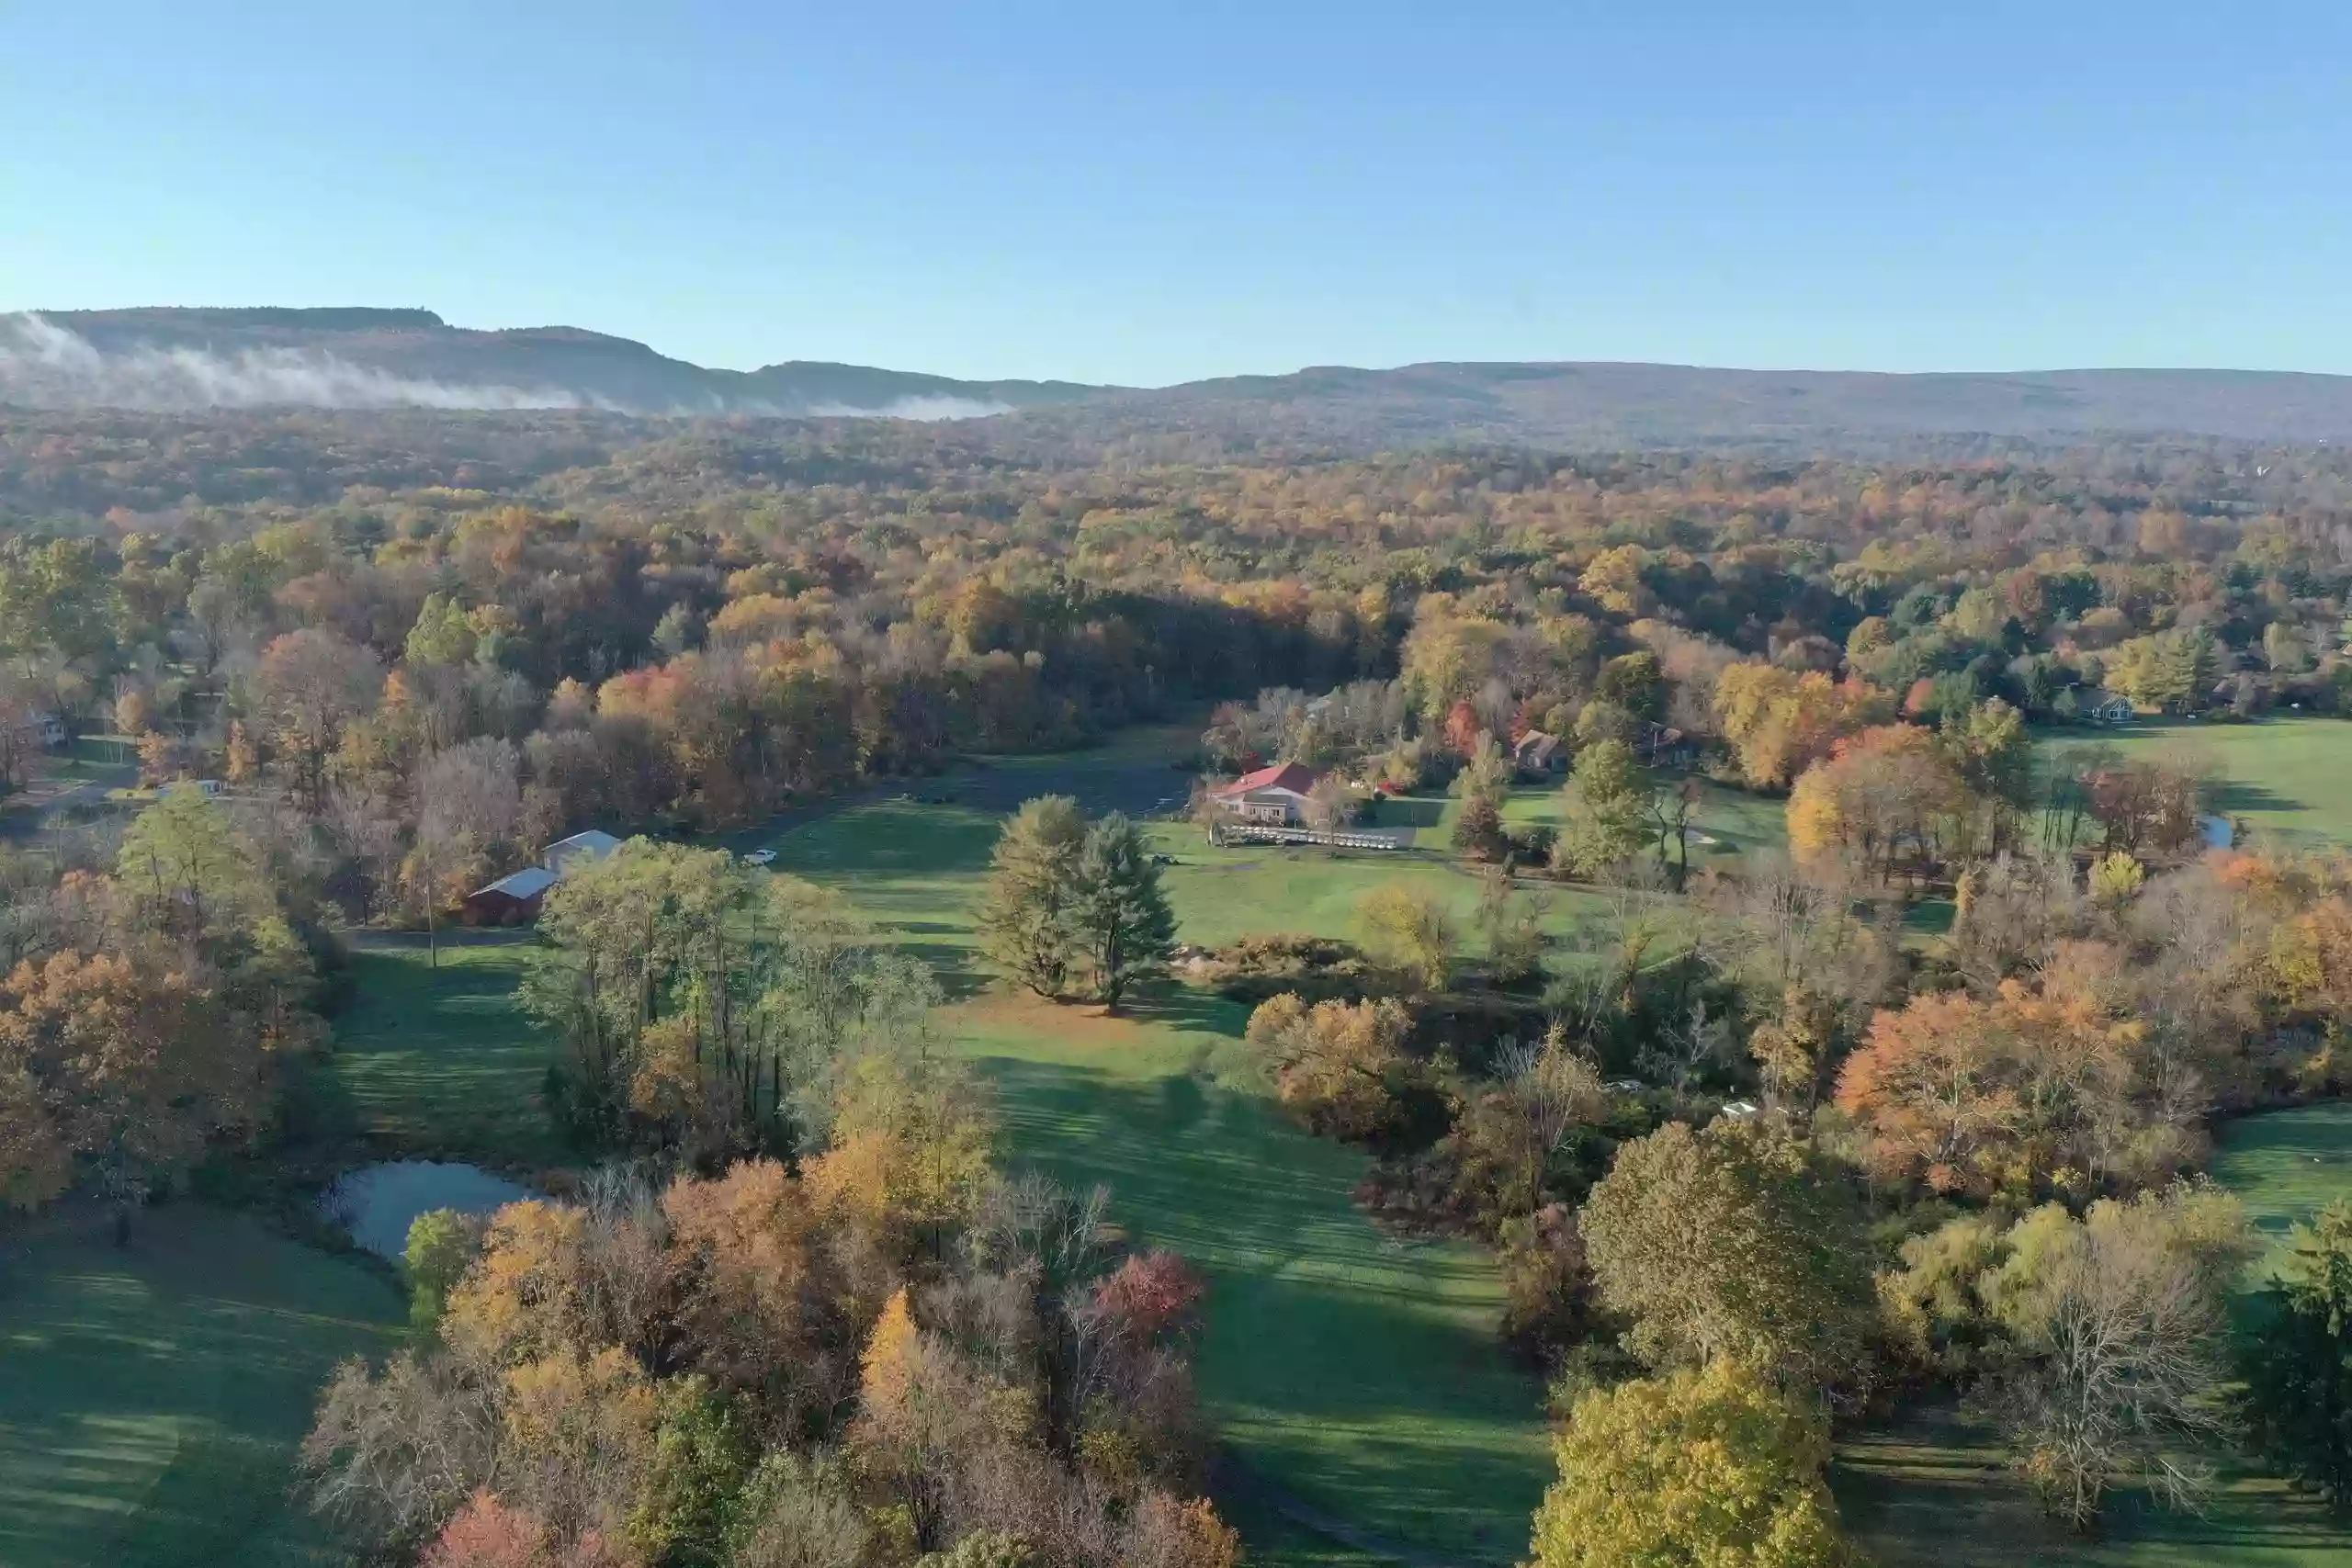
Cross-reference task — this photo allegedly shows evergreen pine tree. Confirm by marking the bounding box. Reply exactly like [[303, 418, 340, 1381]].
[[2245, 1200, 2352, 1516], [1069, 812, 1178, 1013]]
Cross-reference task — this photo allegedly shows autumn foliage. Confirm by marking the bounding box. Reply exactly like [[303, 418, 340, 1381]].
[[1834, 950, 2190, 1198], [1246, 992, 1414, 1141], [310, 1147, 1233, 1568], [0, 944, 270, 1212], [1712, 666, 1889, 791], [1531, 1359, 1852, 1568]]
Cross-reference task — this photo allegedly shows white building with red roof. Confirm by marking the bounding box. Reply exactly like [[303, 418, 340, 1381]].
[[1212, 761, 1319, 825]]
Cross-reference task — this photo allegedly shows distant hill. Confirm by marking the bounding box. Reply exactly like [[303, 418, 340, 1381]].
[[5, 306, 2350, 446], [0, 308, 1104, 419], [1072, 361, 2352, 449]]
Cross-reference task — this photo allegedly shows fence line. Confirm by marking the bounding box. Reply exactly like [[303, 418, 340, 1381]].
[[1209, 822, 1404, 851]]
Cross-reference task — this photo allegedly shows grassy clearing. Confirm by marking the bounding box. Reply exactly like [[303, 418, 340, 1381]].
[[0, 1205, 401, 1568], [2213, 1101, 2352, 1278], [2041, 716, 2352, 847], [762, 792, 1616, 980], [1151, 821, 1585, 951], [770, 798, 1555, 1564], [325, 944, 564, 1168], [973, 714, 1219, 771]]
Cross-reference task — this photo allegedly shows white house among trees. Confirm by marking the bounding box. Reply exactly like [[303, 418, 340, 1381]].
[[1212, 762, 1319, 825]]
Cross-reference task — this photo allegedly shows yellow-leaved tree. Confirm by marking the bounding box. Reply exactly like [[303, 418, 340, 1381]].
[[1529, 1359, 1851, 1568], [806, 1050, 996, 1257], [1244, 992, 1412, 1140], [1356, 883, 1457, 993]]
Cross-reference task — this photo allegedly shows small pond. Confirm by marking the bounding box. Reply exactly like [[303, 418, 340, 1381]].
[[2201, 813, 2235, 849], [323, 1160, 537, 1259]]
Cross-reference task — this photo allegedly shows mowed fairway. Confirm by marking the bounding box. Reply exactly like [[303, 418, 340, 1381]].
[[1153, 829, 1555, 951], [0, 1206, 401, 1568], [767, 794, 1555, 1565], [1499, 775, 1791, 866], [2043, 716, 2352, 847]]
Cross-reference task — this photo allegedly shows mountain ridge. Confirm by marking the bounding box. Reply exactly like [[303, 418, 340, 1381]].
[[6, 307, 2351, 446]]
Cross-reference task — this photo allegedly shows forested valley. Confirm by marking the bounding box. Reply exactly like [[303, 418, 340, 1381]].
[[7, 404, 2352, 1568]]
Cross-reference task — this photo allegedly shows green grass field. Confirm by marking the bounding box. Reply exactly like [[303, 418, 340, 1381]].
[[326, 944, 564, 1168], [2042, 716, 2352, 847], [1153, 821, 1579, 951], [2213, 1100, 2352, 1275], [0, 1205, 401, 1568], [770, 797, 1555, 1564]]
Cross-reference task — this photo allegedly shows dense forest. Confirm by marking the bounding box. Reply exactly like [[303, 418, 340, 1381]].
[[8, 404, 2352, 1568]]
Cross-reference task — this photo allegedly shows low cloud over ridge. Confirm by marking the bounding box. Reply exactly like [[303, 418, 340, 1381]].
[[0, 312, 600, 412], [0, 313, 1025, 420]]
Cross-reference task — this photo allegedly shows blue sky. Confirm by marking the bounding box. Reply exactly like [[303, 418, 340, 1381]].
[[3, 1, 2346, 384]]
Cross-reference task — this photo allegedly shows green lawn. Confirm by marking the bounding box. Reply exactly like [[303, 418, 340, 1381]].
[[2041, 716, 2352, 847], [1153, 821, 1576, 952], [766, 793, 1611, 978], [2213, 1101, 2352, 1278], [0, 1205, 401, 1568], [771, 797, 1555, 1565], [325, 944, 564, 1168], [1497, 775, 1789, 865]]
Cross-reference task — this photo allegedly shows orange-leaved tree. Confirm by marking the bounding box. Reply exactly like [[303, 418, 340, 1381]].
[[1834, 947, 2169, 1198]]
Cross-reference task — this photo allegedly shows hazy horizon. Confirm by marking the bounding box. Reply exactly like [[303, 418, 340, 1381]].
[[11, 307, 2352, 390]]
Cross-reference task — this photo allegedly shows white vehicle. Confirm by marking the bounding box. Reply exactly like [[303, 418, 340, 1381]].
[[741, 848, 777, 866]]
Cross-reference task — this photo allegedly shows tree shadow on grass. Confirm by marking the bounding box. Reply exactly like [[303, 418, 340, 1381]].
[[2207, 779, 2299, 817], [277, 1048, 365, 1153], [342, 949, 529, 1035], [0, 1209, 401, 1568], [331, 950, 563, 1165], [1122, 983, 1252, 1038]]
